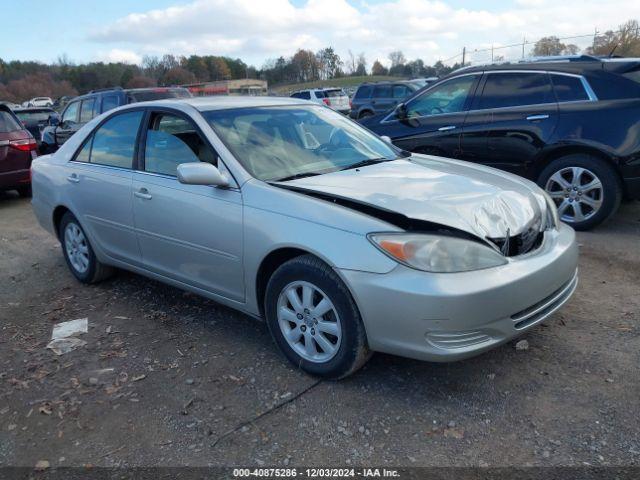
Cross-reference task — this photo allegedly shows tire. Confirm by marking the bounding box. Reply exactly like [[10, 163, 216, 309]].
[[537, 154, 622, 231], [264, 255, 371, 379], [59, 212, 114, 284], [17, 186, 32, 198]]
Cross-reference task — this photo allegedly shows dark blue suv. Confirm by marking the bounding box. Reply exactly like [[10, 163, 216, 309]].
[[41, 86, 191, 154]]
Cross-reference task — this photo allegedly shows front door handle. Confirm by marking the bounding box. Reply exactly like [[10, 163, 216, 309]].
[[438, 125, 456, 132], [134, 188, 152, 200], [67, 174, 79, 183], [526, 114, 549, 121]]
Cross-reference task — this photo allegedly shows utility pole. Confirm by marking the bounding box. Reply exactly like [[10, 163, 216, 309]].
[[462, 47, 466, 66], [491, 44, 494, 62], [522, 37, 526, 59], [593, 27, 599, 50]]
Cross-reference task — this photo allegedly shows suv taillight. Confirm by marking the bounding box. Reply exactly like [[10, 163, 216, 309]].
[[322, 98, 331, 106], [10, 138, 38, 152]]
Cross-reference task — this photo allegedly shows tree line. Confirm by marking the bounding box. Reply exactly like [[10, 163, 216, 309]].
[[1, 19, 639, 103]]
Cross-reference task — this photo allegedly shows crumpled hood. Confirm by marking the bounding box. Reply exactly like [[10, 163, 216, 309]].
[[282, 155, 549, 239]]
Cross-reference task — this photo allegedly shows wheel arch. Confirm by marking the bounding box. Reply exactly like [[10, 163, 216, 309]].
[[533, 144, 623, 184], [52, 205, 73, 240]]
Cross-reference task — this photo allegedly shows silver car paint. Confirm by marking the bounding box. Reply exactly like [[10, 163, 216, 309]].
[[31, 97, 578, 361]]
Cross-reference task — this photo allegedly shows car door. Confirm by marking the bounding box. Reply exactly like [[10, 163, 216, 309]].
[[55, 100, 81, 146], [378, 74, 480, 158], [132, 109, 244, 302], [461, 71, 559, 176], [371, 84, 395, 114], [64, 110, 144, 265]]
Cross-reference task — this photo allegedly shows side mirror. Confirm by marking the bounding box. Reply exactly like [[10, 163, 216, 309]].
[[177, 162, 229, 188], [395, 102, 407, 120], [49, 115, 60, 127], [380, 135, 393, 144]]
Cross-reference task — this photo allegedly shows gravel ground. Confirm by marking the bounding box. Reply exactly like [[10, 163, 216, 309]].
[[0, 192, 639, 469]]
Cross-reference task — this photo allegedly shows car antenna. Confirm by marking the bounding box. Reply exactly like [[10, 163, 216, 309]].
[[608, 43, 619, 57]]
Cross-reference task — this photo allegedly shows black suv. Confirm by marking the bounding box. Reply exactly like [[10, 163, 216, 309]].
[[364, 56, 640, 230], [350, 81, 422, 120], [41, 86, 191, 154]]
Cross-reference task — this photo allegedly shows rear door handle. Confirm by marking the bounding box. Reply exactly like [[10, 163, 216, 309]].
[[67, 174, 79, 183], [134, 188, 152, 200], [438, 125, 456, 132], [526, 114, 549, 121]]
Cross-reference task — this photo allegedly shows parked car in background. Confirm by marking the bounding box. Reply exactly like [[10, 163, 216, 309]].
[[27, 97, 53, 107], [350, 81, 420, 120], [364, 56, 640, 230], [41, 86, 192, 153], [0, 101, 21, 110], [13, 107, 60, 151], [31, 96, 577, 378], [0, 104, 38, 197], [290, 88, 350, 114]]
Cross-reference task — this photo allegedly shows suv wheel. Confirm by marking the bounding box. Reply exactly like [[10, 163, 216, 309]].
[[59, 212, 114, 283], [264, 255, 371, 379], [538, 154, 622, 230]]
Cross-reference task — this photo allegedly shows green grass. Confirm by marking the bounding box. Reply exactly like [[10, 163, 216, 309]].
[[272, 75, 405, 94]]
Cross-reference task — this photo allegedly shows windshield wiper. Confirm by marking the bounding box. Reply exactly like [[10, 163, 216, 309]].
[[275, 172, 322, 182], [339, 158, 390, 172]]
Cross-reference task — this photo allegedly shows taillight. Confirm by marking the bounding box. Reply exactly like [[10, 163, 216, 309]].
[[9, 138, 38, 152], [322, 98, 331, 106], [349, 99, 352, 108]]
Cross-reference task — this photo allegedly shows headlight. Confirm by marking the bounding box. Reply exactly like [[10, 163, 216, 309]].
[[369, 233, 508, 273], [541, 191, 559, 230]]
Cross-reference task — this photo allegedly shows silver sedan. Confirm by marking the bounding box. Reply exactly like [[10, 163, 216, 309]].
[[31, 97, 578, 378]]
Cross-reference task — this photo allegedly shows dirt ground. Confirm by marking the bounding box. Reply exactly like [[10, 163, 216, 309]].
[[1, 192, 639, 469]]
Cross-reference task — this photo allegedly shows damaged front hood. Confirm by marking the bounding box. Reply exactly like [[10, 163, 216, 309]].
[[280, 155, 548, 239]]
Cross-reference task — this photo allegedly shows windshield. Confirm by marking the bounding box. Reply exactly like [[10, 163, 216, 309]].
[[15, 110, 54, 123], [204, 105, 400, 182]]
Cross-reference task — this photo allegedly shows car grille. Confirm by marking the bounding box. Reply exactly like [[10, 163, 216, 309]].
[[511, 270, 578, 330]]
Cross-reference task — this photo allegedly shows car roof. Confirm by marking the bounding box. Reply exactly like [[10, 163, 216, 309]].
[[142, 95, 312, 112], [448, 57, 640, 77], [14, 107, 55, 112]]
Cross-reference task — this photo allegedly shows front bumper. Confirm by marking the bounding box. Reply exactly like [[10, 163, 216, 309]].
[[340, 223, 578, 362]]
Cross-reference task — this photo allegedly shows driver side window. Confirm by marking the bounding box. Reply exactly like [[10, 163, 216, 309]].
[[406, 75, 477, 118], [144, 112, 217, 177], [62, 101, 80, 125]]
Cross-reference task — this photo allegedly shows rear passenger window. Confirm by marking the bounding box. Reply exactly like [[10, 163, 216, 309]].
[[479, 73, 553, 109], [62, 102, 80, 124], [102, 95, 120, 112], [355, 86, 372, 99], [144, 113, 216, 177], [89, 111, 143, 168], [299, 92, 311, 100], [551, 75, 590, 102], [373, 85, 392, 98], [79, 98, 95, 123], [0, 110, 21, 132]]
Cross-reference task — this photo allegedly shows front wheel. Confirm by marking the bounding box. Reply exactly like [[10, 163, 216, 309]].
[[538, 154, 622, 230], [59, 212, 114, 284], [264, 255, 371, 379]]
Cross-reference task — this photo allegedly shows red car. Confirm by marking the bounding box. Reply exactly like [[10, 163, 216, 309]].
[[0, 104, 38, 197]]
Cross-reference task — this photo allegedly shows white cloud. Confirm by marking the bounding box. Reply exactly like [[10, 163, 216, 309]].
[[89, 0, 640, 67], [98, 48, 143, 64]]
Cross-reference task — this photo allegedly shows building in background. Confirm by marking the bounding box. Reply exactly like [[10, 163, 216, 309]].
[[183, 79, 268, 97]]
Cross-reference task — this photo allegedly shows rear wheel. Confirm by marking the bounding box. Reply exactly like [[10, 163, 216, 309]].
[[538, 154, 622, 230], [59, 212, 113, 283], [264, 255, 371, 379]]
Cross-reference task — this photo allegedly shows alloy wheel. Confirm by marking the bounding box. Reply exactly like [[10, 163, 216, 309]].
[[64, 223, 90, 274], [545, 166, 603, 223], [276, 281, 342, 363]]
